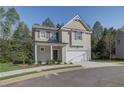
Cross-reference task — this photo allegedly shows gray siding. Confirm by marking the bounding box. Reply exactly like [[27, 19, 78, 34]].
[[37, 45, 62, 62], [37, 45, 51, 62], [116, 31, 124, 59]]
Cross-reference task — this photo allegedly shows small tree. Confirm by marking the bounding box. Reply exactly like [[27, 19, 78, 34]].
[[0, 40, 12, 63], [17, 50, 28, 64], [91, 34, 98, 59], [96, 39, 108, 59]]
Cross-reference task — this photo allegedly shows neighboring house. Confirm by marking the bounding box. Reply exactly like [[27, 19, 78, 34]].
[[116, 28, 124, 59], [32, 15, 92, 64]]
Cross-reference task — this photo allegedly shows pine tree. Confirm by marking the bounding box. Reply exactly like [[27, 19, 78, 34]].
[[42, 17, 55, 27]]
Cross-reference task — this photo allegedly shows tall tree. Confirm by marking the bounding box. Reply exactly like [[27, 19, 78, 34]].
[[102, 27, 116, 60], [4, 8, 20, 40], [0, 7, 20, 63], [93, 21, 104, 40], [91, 34, 98, 59], [0, 7, 20, 40], [0, 7, 5, 39], [42, 17, 55, 27], [91, 21, 104, 59], [12, 22, 32, 64]]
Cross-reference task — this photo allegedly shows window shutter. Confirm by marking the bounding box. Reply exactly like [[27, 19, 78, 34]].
[[75, 32, 77, 40], [38, 31, 40, 38], [81, 32, 83, 40]]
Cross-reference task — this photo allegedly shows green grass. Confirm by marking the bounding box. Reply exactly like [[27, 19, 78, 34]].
[[93, 59, 124, 63], [0, 63, 22, 72]]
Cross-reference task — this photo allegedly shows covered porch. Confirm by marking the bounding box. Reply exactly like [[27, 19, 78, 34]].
[[34, 42, 66, 64]]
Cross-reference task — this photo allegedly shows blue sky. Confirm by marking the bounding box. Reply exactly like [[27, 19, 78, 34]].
[[4, 6, 124, 30]]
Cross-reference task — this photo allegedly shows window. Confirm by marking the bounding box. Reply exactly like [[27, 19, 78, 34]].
[[50, 32, 57, 41], [40, 31, 47, 38], [41, 47, 45, 52], [75, 32, 82, 40]]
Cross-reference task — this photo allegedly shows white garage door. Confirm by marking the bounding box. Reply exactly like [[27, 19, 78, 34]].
[[66, 50, 88, 64]]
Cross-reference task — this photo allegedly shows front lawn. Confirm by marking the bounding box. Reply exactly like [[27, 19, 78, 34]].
[[0, 63, 23, 72], [93, 59, 124, 63], [0, 63, 41, 72], [0, 61, 63, 72]]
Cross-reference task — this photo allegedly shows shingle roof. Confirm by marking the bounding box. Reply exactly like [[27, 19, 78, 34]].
[[32, 25, 59, 31]]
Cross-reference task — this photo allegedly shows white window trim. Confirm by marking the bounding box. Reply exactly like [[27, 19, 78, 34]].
[[40, 31, 47, 38]]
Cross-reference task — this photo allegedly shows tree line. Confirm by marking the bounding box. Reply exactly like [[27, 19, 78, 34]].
[[0, 7, 33, 64], [91, 21, 116, 60]]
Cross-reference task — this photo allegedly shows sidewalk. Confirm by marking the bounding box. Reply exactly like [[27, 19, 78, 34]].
[[73, 61, 124, 69], [0, 64, 81, 78]]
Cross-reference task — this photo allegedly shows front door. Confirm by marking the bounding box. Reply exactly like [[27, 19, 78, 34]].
[[53, 50, 58, 60]]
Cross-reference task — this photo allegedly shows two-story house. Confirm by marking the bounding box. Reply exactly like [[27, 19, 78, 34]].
[[32, 15, 92, 64]]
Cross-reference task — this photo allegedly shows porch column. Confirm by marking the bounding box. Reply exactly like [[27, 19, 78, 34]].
[[50, 45, 53, 60], [62, 46, 66, 63], [35, 44, 38, 64]]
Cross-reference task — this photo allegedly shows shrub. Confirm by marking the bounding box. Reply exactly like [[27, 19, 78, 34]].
[[51, 60, 55, 64], [46, 60, 50, 65], [46, 60, 55, 65], [70, 62, 73, 64], [38, 60, 42, 65], [0, 56, 10, 63], [13, 60, 23, 64], [57, 60, 62, 64], [64, 62, 67, 64], [27, 59, 35, 65], [0, 59, 5, 63]]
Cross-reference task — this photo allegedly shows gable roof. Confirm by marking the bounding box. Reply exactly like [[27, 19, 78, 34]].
[[61, 15, 91, 31]]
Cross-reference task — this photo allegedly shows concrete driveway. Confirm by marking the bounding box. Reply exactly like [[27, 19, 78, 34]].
[[4, 66, 124, 87], [73, 61, 123, 69]]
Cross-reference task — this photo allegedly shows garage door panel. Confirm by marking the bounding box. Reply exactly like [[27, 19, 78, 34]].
[[66, 50, 87, 63]]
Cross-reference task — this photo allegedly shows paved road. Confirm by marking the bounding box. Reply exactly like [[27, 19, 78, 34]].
[[3, 66, 124, 87]]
